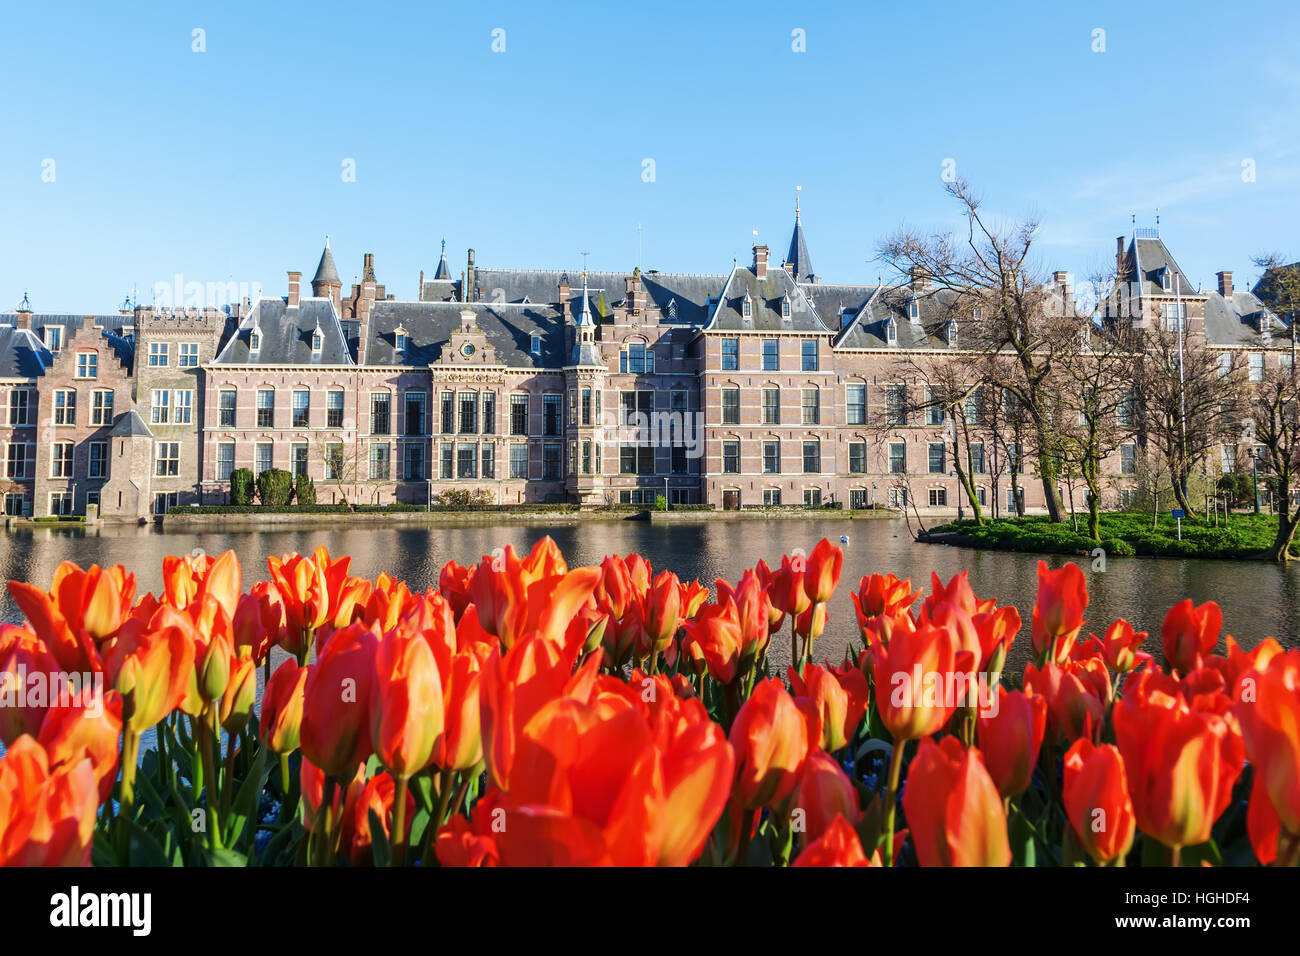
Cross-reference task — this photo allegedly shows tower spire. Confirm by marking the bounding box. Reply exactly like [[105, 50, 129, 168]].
[[784, 187, 813, 282]]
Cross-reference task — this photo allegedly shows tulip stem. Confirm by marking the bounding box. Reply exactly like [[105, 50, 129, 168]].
[[882, 740, 906, 867], [1278, 833, 1300, 868], [391, 776, 410, 866], [115, 725, 141, 864], [198, 710, 224, 851], [418, 768, 457, 867], [313, 777, 337, 866]]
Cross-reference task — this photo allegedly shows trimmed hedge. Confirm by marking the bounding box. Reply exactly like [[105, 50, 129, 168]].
[[168, 503, 589, 516], [294, 474, 317, 507], [230, 469, 254, 506], [257, 468, 294, 507]]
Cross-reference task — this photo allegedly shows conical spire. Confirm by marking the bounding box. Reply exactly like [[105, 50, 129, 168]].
[[312, 237, 340, 286], [785, 193, 813, 281], [576, 270, 594, 327], [434, 239, 451, 280]]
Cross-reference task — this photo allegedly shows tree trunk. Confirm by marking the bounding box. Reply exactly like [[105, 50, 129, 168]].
[[1171, 476, 1197, 519], [1088, 492, 1101, 541], [1266, 510, 1300, 563]]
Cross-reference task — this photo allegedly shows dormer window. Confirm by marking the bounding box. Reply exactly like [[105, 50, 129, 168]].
[[885, 316, 898, 345], [1260, 314, 1272, 340], [781, 297, 791, 319], [530, 332, 541, 356], [665, 298, 678, 321], [946, 319, 958, 347], [972, 307, 983, 322], [44, 326, 63, 352], [394, 326, 407, 353], [311, 326, 323, 352], [249, 328, 261, 352], [1160, 269, 1172, 292], [908, 298, 920, 320], [742, 295, 753, 319]]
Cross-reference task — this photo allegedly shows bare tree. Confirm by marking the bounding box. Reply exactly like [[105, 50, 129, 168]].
[[878, 177, 1074, 521], [1245, 363, 1300, 561]]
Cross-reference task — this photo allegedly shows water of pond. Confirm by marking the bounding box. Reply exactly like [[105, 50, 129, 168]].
[[2, 517, 1295, 676]]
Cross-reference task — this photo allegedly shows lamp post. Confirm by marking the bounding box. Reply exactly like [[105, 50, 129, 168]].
[[1253, 454, 1260, 515], [664, 476, 669, 512], [950, 470, 963, 521]]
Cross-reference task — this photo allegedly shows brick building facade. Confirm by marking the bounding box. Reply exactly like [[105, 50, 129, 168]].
[[2, 212, 1295, 518]]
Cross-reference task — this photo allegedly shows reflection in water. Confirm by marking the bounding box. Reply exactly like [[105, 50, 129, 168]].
[[2, 518, 1296, 673]]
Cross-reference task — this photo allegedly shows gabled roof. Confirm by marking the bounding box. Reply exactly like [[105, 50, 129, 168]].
[[638, 272, 726, 326], [364, 300, 566, 369], [213, 297, 353, 365], [467, 268, 628, 307], [704, 264, 833, 333], [109, 409, 153, 438], [834, 285, 962, 350], [0, 326, 53, 378]]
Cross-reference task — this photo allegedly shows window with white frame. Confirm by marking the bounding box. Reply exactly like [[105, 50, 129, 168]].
[[149, 342, 169, 366], [76, 352, 97, 378], [54, 390, 76, 425], [1249, 353, 1264, 382], [179, 342, 200, 367], [174, 390, 192, 424], [155, 442, 179, 476], [88, 442, 108, 478], [91, 390, 114, 426], [7, 389, 30, 426], [151, 389, 170, 424], [51, 442, 74, 478]]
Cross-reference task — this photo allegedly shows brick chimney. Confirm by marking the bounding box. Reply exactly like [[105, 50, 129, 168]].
[[909, 266, 930, 292], [14, 300, 32, 330], [356, 261, 378, 365], [1217, 271, 1233, 297], [625, 272, 646, 313], [753, 244, 769, 279], [1053, 270, 1072, 306], [464, 249, 475, 303], [1116, 236, 1126, 277], [287, 271, 302, 309], [557, 274, 571, 311]]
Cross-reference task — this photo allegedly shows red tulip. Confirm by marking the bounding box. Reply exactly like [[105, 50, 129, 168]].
[[1100, 619, 1147, 674], [769, 554, 811, 620], [1232, 648, 1300, 860], [1030, 560, 1087, 664], [104, 606, 197, 733], [792, 813, 880, 867], [0, 624, 62, 745], [639, 570, 682, 660], [347, 771, 416, 866], [793, 748, 860, 841], [681, 597, 744, 685], [1063, 739, 1136, 864], [902, 736, 1011, 867], [976, 689, 1047, 799], [730, 678, 811, 810], [1113, 677, 1245, 850], [370, 624, 444, 779], [716, 570, 773, 669], [872, 622, 971, 742], [1024, 659, 1109, 744], [300, 622, 379, 778], [789, 663, 860, 752], [851, 574, 921, 636], [1161, 599, 1222, 675]]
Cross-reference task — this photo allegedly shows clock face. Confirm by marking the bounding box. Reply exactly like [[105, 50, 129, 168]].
[[462, 343, 476, 357]]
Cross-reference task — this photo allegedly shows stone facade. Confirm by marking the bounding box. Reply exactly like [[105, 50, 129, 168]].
[[2, 215, 1296, 518]]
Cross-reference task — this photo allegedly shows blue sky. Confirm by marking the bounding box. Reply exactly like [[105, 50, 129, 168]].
[[3, 0, 1298, 312]]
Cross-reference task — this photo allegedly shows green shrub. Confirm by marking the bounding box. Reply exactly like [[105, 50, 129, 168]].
[[1101, 537, 1136, 557], [257, 468, 294, 507], [295, 474, 317, 507], [434, 488, 495, 508], [230, 468, 254, 506], [654, 494, 667, 512]]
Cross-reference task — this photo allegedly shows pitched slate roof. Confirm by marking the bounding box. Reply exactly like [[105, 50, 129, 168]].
[[419, 278, 461, 302], [109, 409, 153, 438], [835, 285, 962, 350], [704, 264, 833, 333], [1127, 237, 1199, 297], [212, 297, 353, 365], [0, 326, 53, 378], [1203, 289, 1290, 346], [434, 242, 452, 280], [638, 273, 726, 326], [804, 282, 879, 334], [466, 268, 628, 308], [364, 300, 566, 369]]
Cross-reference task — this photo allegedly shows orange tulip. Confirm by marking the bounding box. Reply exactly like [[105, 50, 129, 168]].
[[976, 689, 1047, 799], [431, 648, 487, 772], [1113, 678, 1245, 850], [769, 554, 811, 620], [261, 658, 309, 755], [792, 813, 879, 867], [872, 622, 971, 742], [299, 622, 378, 779], [729, 678, 811, 810], [0, 623, 62, 745], [36, 691, 123, 803], [1030, 560, 1087, 664], [972, 605, 1022, 674], [104, 606, 197, 733], [370, 623, 444, 779], [1161, 599, 1222, 675], [436, 560, 476, 621], [803, 538, 843, 605], [219, 650, 258, 735], [347, 771, 416, 867], [232, 583, 280, 664], [851, 573, 921, 637], [1024, 659, 1109, 744], [680, 596, 744, 685], [789, 663, 862, 753], [716, 570, 773, 669], [161, 549, 241, 621], [1232, 648, 1300, 860], [923, 571, 995, 619], [902, 736, 1011, 867], [0, 736, 99, 867], [639, 570, 682, 660], [8, 561, 135, 672], [1063, 739, 1136, 864]]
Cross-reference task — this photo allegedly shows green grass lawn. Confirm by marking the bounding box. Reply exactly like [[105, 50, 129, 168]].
[[928, 511, 1298, 559]]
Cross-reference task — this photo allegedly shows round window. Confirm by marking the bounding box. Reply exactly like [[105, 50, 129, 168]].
[[462, 343, 476, 357]]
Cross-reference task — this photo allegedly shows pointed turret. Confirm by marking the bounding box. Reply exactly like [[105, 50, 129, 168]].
[[569, 270, 602, 366], [783, 193, 815, 283], [311, 237, 342, 311], [434, 239, 451, 280]]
